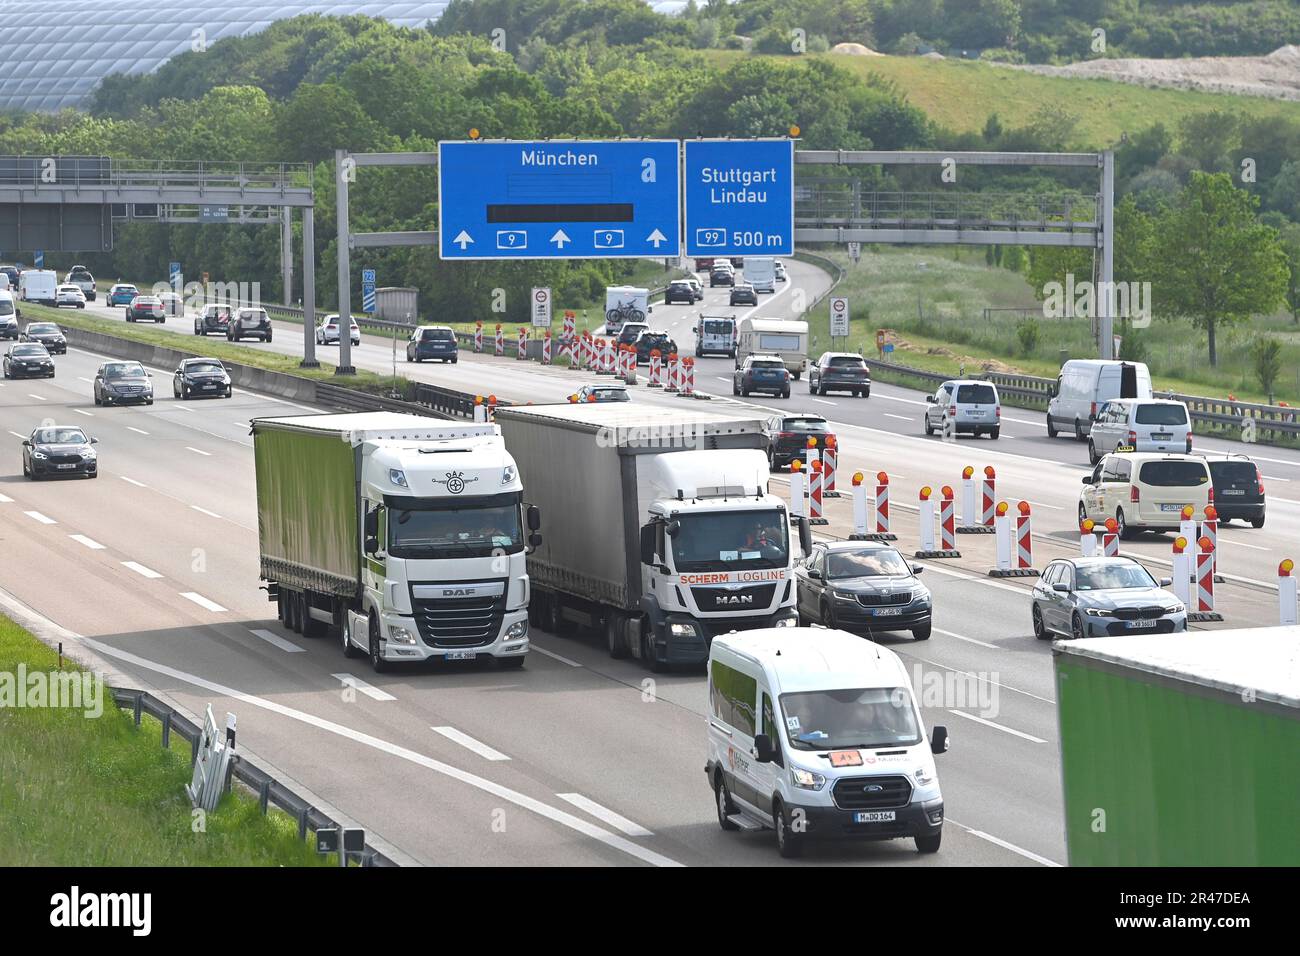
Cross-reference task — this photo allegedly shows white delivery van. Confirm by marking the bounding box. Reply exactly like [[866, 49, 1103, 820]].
[[0, 272, 9, 291], [0, 291, 19, 339], [744, 256, 777, 294], [736, 317, 808, 378], [18, 269, 58, 306], [695, 314, 736, 358], [707, 627, 948, 858], [604, 286, 650, 333], [1047, 360, 1152, 440]]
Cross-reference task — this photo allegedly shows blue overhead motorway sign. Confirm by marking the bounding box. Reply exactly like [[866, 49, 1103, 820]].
[[683, 139, 794, 257], [438, 140, 681, 260]]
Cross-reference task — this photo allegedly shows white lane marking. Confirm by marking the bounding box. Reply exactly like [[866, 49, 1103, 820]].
[[911, 655, 1056, 704], [69, 534, 105, 550], [185, 446, 211, 457], [529, 644, 583, 667], [1023, 500, 1063, 511], [431, 726, 511, 761], [947, 817, 1062, 867], [555, 793, 653, 837], [72, 409, 93, 417], [82, 639, 681, 867], [120, 476, 147, 487], [191, 505, 222, 518], [935, 627, 998, 649], [175, 405, 195, 412], [8, 430, 27, 439], [27, 394, 46, 401], [1002, 416, 1043, 427], [884, 413, 911, 421], [332, 673, 396, 701], [179, 591, 227, 612], [127, 426, 149, 435], [876, 393, 928, 407], [1260, 474, 1290, 482], [812, 398, 837, 406], [24, 511, 56, 525], [121, 561, 162, 579], [248, 628, 304, 654], [78, 377, 93, 383], [948, 708, 1047, 744], [0, 493, 11, 502], [1221, 538, 1270, 552], [716, 377, 730, 383], [921, 561, 1029, 597]]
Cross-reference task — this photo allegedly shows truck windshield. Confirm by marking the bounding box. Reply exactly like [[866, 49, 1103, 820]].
[[671, 509, 788, 572], [781, 687, 922, 751], [388, 494, 522, 559]]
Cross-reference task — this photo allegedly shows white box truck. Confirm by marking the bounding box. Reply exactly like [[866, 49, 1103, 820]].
[[251, 412, 539, 672], [736, 317, 808, 378], [604, 285, 650, 333], [1047, 359, 1152, 440], [18, 269, 58, 306], [495, 403, 810, 669], [743, 257, 777, 293]]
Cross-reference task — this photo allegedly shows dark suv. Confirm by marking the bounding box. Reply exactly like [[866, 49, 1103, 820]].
[[407, 326, 458, 363], [733, 355, 790, 399], [633, 331, 676, 364], [1206, 455, 1266, 528], [809, 352, 871, 397], [228, 307, 272, 342], [125, 295, 165, 323], [664, 280, 696, 305], [194, 303, 234, 336], [762, 414, 833, 470]]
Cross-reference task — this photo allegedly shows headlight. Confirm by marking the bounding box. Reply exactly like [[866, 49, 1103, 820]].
[[505, 620, 528, 639], [1083, 607, 1111, 617], [670, 622, 698, 638], [911, 587, 931, 604], [915, 766, 935, 786], [32, 451, 47, 459], [388, 468, 408, 488], [775, 616, 797, 627], [1165, 603, 1185, 614], [790, 767, 826, 791], [82, 449, 96, 459], [832, 590, 858, 602], [501, 464, 517, 485], [387, 625, 416, 645]]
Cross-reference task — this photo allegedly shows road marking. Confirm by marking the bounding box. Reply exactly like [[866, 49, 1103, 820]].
[[175, 405, 195, 412], [191, 505, 222, 518], [185, 446, 211, 456], [555, 793, 653, 837], [884, 413, 911, 421], [1023, 499, 1063, 511], [812, 398, 837, 406], [431, 726, 511, 761], [120, 476, 147, 487], [947, 708, 1047, 744], [127, 426, 149, 435], [78, 377, 93, 383], [72, 409, 93, 417], [1261, 474, 1290, 482], [935, 627, 998, 649], [909, 655, 1056, 705], [921, 561, 1030, 597], [1222, 538, 1270, 552], [248, 628, 304, 653], [0, 493, 11, 502], [82, 639, 681, 867], [24, 511, 56, 525], [947, 817, 1062, 867], [1002, 416, 1043, 427], [179, 592, 227, 612], [332, 673, 396, 701], [69, 534, 105, 550], [8, 431, 27, 439], [121, 561, 162, 579], [27, 394, 46, 401], [876, 393, 928, 407], [529, 644, 583, 667]]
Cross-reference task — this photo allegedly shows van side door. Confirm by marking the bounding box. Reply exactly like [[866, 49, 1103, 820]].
[[755, 690, 786, 819]]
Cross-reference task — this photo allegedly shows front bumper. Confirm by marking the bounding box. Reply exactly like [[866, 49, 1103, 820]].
[[787, 797, 944, 842], [378, 609, 529, 662], [1082, 612, 1186, 637], [7, 364, 54, 377], [651, 607, 798, 666], [831, 602, 932, 633], [102, 389, 153, 404], [182, 379, 231, 396], [30, 458, 96, 477]]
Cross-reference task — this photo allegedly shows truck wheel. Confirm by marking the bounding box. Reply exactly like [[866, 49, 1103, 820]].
[[368, 613, 388, 673], [605, 611, 629, 659], [341, 612, 360, 658], [301, 599, 325, 638], [915, 830, 942, 853]]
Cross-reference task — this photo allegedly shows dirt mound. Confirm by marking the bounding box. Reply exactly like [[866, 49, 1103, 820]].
[[831, 42, 883, 56], [878, 329, 1021, 374], [1004, 45, 1300, 101]]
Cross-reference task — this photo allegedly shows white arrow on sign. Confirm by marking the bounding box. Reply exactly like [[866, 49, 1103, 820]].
[[550, 229, 571, 249], [646, 228, 667, 248], [453, 230, 474, 250]]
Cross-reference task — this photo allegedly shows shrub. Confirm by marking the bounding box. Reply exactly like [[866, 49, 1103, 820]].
[[1016, 317, 1040, 355]]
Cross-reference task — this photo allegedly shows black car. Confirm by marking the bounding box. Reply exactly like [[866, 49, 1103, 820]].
[[3, 342, 55, 379], [709, 268, 735, 288], [729, 283, 758, 306], [1206, 455, 1266, 528], [194, 304, 234, 336], [809, 351, 870, 397], [407, 325, 459, 363], [762, 413, 832, 470], [19, 322, 66, 354], [22, 425, 98, 480], [616, 322, 650, 348], [796, 541, 932, 640], [228, 307, 272, 342], [125, 295, 165, 323], [733, 356, 790, 399], [633, 331, 677, 364], [173, 358, 232, 399], [95, 361, 154, 406], [664, 280, 696, 305]]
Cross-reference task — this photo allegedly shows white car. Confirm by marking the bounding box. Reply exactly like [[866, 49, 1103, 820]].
[[1079, 451, 1212, 538], [316, 313, 361, 346], [573, 383, 630, 403], [1087, 398, 1192, 465], [774, 260, 787, 281], [55, 284, 86, 309]]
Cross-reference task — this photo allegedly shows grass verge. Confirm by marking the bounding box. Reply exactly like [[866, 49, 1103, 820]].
[[0, 613, 332, 866]]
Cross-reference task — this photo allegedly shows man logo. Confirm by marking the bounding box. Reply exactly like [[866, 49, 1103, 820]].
[[715, 593, 754, 606]]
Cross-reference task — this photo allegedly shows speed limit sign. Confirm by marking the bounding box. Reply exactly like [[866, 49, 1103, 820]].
[[531, 287, 552, 327], [829, 296, 850, 337]]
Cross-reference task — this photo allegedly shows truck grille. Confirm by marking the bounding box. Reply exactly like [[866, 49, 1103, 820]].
[[690, 583, 777, 612], [856, 590, 912, 607], [410, 586, 506, 649], [832, 775, 913, 811]]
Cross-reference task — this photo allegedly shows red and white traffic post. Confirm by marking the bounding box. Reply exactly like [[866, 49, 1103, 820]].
[[665, 353, 679, 392], [541, 330, 552, 365], [823, 436, 839, 497], [917, 487, 936, 552], [850, 472, 869, 537], [494, 324, 504, 357], [1171, 536, 1191, 607], [1200, 505, 1219, 580], [981, 466, 997, 528], [1015, 501, 1035, 573], [874, 471, 892, 538], [992, 501, 1012, 572], [517, 327, 528, 360], [809, 459, 826, 525], [938, 486, 959, 554], [1279, 559, 1297, 626], [562, 311, 575, 347], [1180, 506, 1199, 564], [681, 357, 696, 397], [648, 349, 662, 387], [1194, 536, 1216, 615], [1079, 518, 1097, 556], [960, 465, 978, 529], [474, 320, 483, 353], [1102, 517, 1120, 557], [789, 460, 808, 519]]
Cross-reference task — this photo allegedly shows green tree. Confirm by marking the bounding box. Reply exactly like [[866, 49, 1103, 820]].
[[1149, 172, 1289, 366], [1252, 338, 1283, 403]]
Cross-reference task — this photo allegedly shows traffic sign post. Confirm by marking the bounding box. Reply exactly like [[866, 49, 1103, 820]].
[[169, 261, 182, 293], [829, 296, 849, 341], [531, 287, 552, 328], [683, 139, 794, 258], [361, 268, 376, 314], [34, 250, 44, 268], [438, 140, 680, 260]]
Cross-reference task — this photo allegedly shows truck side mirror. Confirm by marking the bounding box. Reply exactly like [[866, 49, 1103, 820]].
[[796, 516, 812, 556], [527, 504, 541, 532], [364, 536, 379, 555], [528, 532, 542, 550], [665, 519, 681, 538], [364, 509, 379, 549], [639, 524, 656, 566], [753, 734, 775, 764], [930, 726, 949, 755]]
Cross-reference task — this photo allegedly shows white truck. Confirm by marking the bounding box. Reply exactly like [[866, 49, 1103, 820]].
[[495, 403, 809, 670], [736, 317, 809, 378], [604, 285, 650, 333], [695, 314, 737, 358], [743, 256, 777, 294], [18, 269, 58, 306], [251, 412, 539, 672]]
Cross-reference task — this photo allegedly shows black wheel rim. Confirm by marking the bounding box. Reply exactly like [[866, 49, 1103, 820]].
[[1033, 606, 1043, 636], [1072, 615, 1084, 640]]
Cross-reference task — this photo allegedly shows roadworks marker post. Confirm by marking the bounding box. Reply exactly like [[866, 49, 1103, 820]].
[[1171, 537, 1191, 607], [960, 466, 977, 529], [1189, 536, 1223, 622], [648, 349, 662, 387], [990, 501, 1039, 577], [1014, 501, 1038, 576], [542, 330, 552, 365], [789, 459, 808, 520], [1201, 505, 1223, 583], [517, 326, 527, 361], [1180, 506, 1199, 565], [474, 321, 483, 353], [823, 436, 839, 497], [1280, 559, 1297, 626], [916, 486, 936, 553], [916, 485, 961, 559], [809, 459, 827, 525], [473, 395, 487, 423], [866, 471, 897, 541], [990, 501, 1012, 575], [850, 472, 869, 538], [1102, 517, 1119, 557], [958, 466, 995, 534], [981, 466, 996, 528], [665, 353, 679, 392], [494, 324, 504, 357], [1079, 518, 1097, 556]]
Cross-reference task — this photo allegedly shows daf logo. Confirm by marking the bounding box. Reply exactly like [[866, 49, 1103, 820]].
[[715, 594, 754, 606], [864, 784, 884, 793], [432, 470, 478, 495], [442, 587, 478, 597]]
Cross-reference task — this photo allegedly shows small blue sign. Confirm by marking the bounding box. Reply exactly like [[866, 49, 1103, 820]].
[[361, 281, 376, 313], [34, 250, 44, 268], [438, 140, 681, 260], [362, 269, 376, 284], [684, 140, 794, 257], [883, 343, 895, 354]]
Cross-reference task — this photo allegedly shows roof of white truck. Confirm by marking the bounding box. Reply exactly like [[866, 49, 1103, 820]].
[[714, 628, 907, 695], [494, 402, 764, 438], [1057, 628, 1300, 709], [253, 412, 500, 442]]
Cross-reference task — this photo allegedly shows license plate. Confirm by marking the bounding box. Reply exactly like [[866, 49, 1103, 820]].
[[1152, 433, 1171, 440], [854, 811, 896, 823], [1127, 620, 1157, 628], [969, 410, 985, 417], [1159, 503, 1185, 512], [1222, 489, 1246, 496], [57, 463, 77, 470], [444, 651, 477, 661], [873, 607, 903, 616]]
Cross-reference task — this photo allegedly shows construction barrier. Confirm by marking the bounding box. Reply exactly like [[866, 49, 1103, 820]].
[[960, 466, 977, 529], [1189, 536, 1222, 622], [1015, 502, 1037, 575], [486, 395, 498, 422], [494, 324, 504, 357], [823, 437, 839, 497], [959, 466, 995, 534], [666, 353, 679, 392], [809, 459, 827, 525], [1102, 517, 1119, 557], [1171, 536, 1190, 607], [917, 485, 961, 559], [473, 395, 487, 422], [517, 327, 527, 361], [648, 350, 662, 387], [1079, 518, 1097, 557], [789, 460, 808, 519], [1180, 508, 1199, 564], [541, 331, 552, 365], [1280, 559, 1297, 626], [562, 311, 575, 345], [474, 321, 483, 353], [991, 501, 1012, 574], [681, 357, 697, 397], [850, 472, 869, 537], [871, 471, 897, 540], [1201, 506, 1223, 582], [982, 466, 997, 528], [916, 487, 936, 554]]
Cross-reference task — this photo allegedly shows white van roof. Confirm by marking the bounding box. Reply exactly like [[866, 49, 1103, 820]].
[[1061, 359, 1149, 370], [741, 317, 808, 333], [712, 628, 908, 695]]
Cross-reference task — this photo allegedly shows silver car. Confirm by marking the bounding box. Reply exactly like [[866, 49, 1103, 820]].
[[923, 379, 1001, 439], [316, 313, 361, 346], [1031, 556, 1185, 641]]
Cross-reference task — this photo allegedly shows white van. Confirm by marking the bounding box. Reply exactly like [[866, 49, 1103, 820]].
[[707, 627, 948, 858], [18, 269, 58, 306], [1047, 360, 1152, 440], [0, 291, 19, 339], [1087, 398, 1192, 464], [736, 317, 808, 378], [744, 256, 776, 294]]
